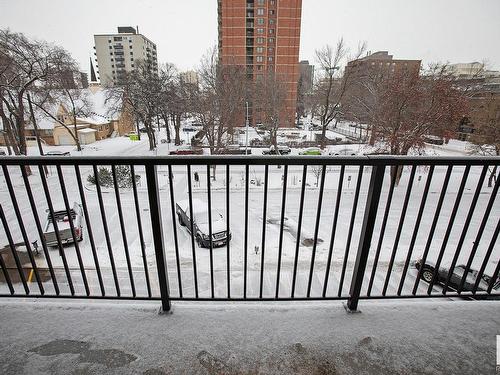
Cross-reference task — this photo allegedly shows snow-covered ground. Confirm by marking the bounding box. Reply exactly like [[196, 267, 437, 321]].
[[0, 132, 498, 299]]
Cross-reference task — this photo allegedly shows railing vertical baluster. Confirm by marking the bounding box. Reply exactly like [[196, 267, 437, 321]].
[[0, 204, 29, 294], [259, 164, 269, 299], [38, 165, 74, 295], [443, 165, 488, 293], [291, 165, 307, 298], [133, 164, 152, 297], [367, 168, 396, 296], [346, 164, 386, 312], [111, 165, 135, 297], [56, 165, 90, 296], [93, 165, 120, 296], [396, 166, 434, 296], [0, 242, 14, 295], [384, 166, 418, 295], [322, 165, 345, 297], [487, 259, 500, 294], [338, 166, 364, 297], [75, 165, 105, 296], [473, 218, 500, 293], [412, 165, 453, 295], [457, 172, 500, 294], [2, 165, 44, 294], [145, 164, 171, 312], [166, 164, 182, 299], [186, 165, 199, 298], [307, 164, 326, 298], [20, 167, 59, 295], [275, 164, 288, 298], [426, 165, 470, 295], [244, 164, 249, 298], [226, 164, 231, 298], [206, 165, 215, 299]]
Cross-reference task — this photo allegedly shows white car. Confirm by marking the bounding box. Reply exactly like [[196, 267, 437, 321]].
[[329, 148, 357, 156]]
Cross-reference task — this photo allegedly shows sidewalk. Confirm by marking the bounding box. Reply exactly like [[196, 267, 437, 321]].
[[0, 299, 498, 374]]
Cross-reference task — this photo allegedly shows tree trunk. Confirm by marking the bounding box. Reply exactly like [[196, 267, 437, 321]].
[[27, 93, 48, 175], [135, 117, 141, 140], [174, 114, 181, 145], [163, 113, 171, 143], [72, 116, 82, 151]]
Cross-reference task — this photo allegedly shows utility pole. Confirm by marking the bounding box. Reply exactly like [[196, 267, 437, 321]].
[[245, 101, 249, 155]]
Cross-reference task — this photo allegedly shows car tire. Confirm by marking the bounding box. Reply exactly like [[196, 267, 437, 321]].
[[421, 267, 435, 283]]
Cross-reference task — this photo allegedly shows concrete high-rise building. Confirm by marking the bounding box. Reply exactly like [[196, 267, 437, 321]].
[[299, 60, 314, 93], [218, 0, 302, 127], [93, 26, 158, 86]]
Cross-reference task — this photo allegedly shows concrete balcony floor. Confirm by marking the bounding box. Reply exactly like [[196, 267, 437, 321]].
[[0, 299, 498, 374]]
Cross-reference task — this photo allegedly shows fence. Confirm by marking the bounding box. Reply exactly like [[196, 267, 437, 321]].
[[0, 155, 499, 311]]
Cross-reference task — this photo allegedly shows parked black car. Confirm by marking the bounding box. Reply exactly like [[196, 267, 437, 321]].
[[262, 145, 291, 155], [415, 259, 500, 293], [176, 199, 231, 248]]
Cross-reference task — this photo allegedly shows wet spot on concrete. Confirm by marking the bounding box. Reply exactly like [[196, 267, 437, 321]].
[[29, 340, 90, 356], [29, 339, 136, 368], [292, 342, 307, 354], [197, 350, 230, 374], [357, 336, 373, 347], [80, 348, 137, 368]]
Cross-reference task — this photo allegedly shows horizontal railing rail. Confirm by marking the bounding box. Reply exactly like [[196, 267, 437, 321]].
[[0, 156, 499, 312]]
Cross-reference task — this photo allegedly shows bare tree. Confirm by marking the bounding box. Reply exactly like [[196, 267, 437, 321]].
[[467, 89, 500, 186], [193, 47, 248, 155], [313, 39, 366, 148], [363, 64, 468, 183], [254, 71, 287, 151]]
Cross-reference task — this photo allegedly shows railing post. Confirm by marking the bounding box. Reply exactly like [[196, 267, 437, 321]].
[[346, 164, 386, 312], [145, 164, 171, 312]]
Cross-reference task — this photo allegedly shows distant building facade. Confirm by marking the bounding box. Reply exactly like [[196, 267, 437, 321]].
[[218, 0, 302, 127], [343, 51, 421, 122], [93, 26, 158, 86], [180, 70, 199, 86], [299, 60, 314, 93]]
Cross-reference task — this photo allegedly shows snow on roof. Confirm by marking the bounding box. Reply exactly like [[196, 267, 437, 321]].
[[78, 128, 97, 133]]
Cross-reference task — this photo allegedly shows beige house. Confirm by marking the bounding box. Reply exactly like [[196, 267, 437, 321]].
[[39, 86, 134, 146]]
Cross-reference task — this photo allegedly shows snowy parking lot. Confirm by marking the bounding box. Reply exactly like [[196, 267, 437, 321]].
[[0, 134, 499, 299]]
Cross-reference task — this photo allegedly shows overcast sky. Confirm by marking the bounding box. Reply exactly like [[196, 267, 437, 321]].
[[1, 0, 499, 74]]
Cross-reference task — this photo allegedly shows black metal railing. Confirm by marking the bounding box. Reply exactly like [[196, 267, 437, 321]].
[[0, 156, 499, 312]]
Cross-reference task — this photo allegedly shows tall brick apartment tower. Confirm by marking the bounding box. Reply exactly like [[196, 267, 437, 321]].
[[218, 0, 302, 127]]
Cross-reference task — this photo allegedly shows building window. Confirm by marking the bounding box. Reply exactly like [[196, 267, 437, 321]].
[[270, 0, 275, 5], [109, 46, 112, 49], [269, 10, 275, 15], [111, 58, 114, 61], [257, 18, 264, 25], [257, 37, 264, 44], [113, 36, 122, 41], [110, 52, 113, 55], [130, 51, 133, 55], [130, 45, 133, 49], [111, 64, 114, 67], [268, 56, 273, 62], [269, 19, 275, 25], [257, 8, 264, 15], [257, 0, 265, 4], [257, 28, 264, 34], [257, 65, 263, 71], [256, 56, 264, 63], [268, 37, 275, 43], [268, 47, 274, 53], [269, 29, 274, 34], [256, 47, 264, 53]]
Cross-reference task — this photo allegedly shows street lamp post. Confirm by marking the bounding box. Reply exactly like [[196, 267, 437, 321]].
[[245, 101, 249, 155]]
